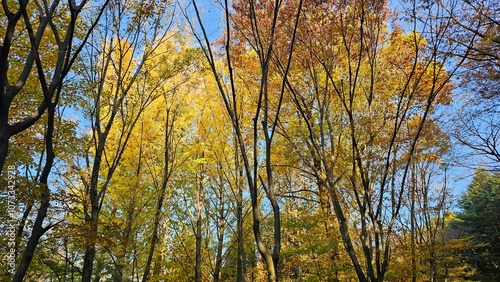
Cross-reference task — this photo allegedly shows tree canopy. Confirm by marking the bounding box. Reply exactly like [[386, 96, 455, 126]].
[[1, 0, 499, 281], [451, 170, 500, 280]]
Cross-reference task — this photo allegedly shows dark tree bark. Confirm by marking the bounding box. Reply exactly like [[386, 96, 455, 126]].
[[5, 0, 109, 279], [0, 0, 109, 173]]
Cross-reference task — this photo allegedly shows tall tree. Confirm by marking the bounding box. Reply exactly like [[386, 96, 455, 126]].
[[188, 0, 303, 280], [271, 0, 472, 281], [72, 1, 178, 279], [0, 0, 110, 280], [406, 129, 452, 282], [451, 170, 500, 280]]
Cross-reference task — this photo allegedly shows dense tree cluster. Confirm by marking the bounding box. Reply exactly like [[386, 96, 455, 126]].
[[449, 170, 500, 281], [1, 0, 499, 281]]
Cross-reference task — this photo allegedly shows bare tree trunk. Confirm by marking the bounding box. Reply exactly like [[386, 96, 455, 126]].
[[213, 230, 224, 282], [195, 169, 204, 282], [411, 167, 417, 282], [112, 256, 124, 282], [236, 148, 246, 282], [13, 187, 50, 281], [142, 178, 168, 282], [0, 6, 30, 174], [213, 182, 226, 282], [81, 229, 96, 281], [82, 137, 106, 282], [236, 194, 245, 281], [443, 166, 449, 282], [213, 219, 224, 282]]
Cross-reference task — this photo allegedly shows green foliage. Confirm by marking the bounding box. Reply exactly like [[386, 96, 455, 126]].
[[452, 170, 500, 280]]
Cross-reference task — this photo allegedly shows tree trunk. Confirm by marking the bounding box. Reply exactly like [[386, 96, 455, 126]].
[[143, 109, 173, 282], [82, 139, 105, 282], [213, 184, 225, 282], [13, 101, 56, 281], [82, 238, 97, 281], [0, 129, 9, 173], [326, 171, 369, 282], [0, 11, 20, 174], [269, 194, 281, 281], [236, 166, 246, 282], [112, 258, 124, 282], [142, 184, 167, 282], [213, 223, 224, 282], [251, 197, 277, 282], [12, 187, 50, 281], [411, 168, 417, 282], [112, 207, 134, 282], [113, 150, 142, 282], [195, 171, 204, 282]]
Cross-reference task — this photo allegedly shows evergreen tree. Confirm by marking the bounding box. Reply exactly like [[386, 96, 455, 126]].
[[453, 170, 500, 280]]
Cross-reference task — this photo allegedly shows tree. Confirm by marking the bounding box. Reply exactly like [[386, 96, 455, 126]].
[[69, 1, 180, 279], [0, 0, 110, 280], [451, 170, 500, 280], [440, 0, 500, 171], [139, 39, 202, 282], [406, 151, 452, 281], [188, 0, 303, 280], [270, 0, 470, 280], [4, 0, 499, 280], [438, 0, 500, 102]]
